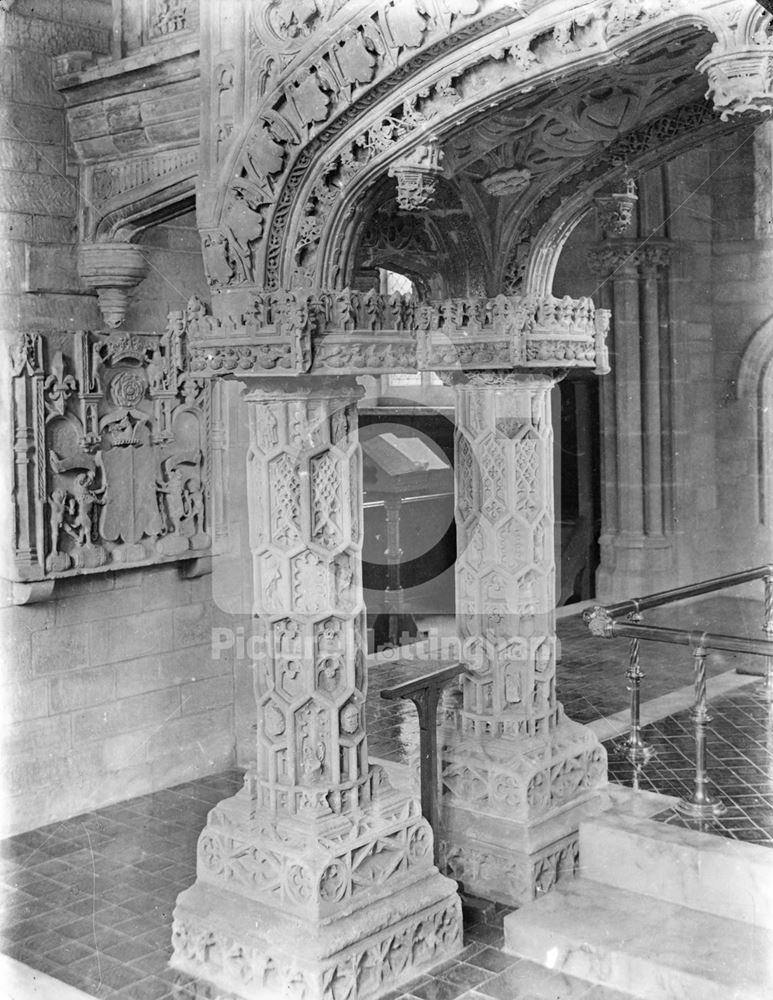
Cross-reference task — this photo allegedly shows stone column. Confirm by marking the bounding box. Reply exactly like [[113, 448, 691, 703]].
[[172, 375, 462, 1000], [438, 371, 607, 905], [588, 241, 675, 600]]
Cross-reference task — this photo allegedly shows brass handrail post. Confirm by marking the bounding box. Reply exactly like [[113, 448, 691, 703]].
[[615, 611, 654, 763], [676, 635, 726, 820], [759, 574, 773, 702]]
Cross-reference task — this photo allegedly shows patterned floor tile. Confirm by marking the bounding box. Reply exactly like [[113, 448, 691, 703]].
[[1, 602, 771, 999]]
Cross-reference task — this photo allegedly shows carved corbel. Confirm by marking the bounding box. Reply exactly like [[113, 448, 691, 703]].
[[387, 139, 445, 210], [698, 7, 773, 120], [594, 176, 638, 237], [78, 243, 149, 328]]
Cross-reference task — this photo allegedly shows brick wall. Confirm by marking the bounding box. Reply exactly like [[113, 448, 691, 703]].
[[0, 1, 240, 836]]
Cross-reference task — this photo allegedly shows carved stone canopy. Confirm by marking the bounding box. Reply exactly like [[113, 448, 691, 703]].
[[198, 0, 773, 296], [52, 2, 773, 325]]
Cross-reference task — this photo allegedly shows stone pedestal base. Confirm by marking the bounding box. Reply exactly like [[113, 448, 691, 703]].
[[439, 717, 607, 905], [171, 778, 463, 1000], [172, 874, 461, 1000]]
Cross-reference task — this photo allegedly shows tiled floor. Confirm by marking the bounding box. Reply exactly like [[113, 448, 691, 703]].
[[607, 685, 773, 847], [365, 596, 766, 765], [1, 598, 771, 999]]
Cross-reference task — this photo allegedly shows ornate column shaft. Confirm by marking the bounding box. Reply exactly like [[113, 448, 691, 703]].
[[172, 374, 462, 1000], [588, 241, 675, 600], [641, 259, 664, 538], [438, 371, 606, 906]]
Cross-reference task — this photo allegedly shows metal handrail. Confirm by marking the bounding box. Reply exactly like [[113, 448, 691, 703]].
[[598, 564, 773, 619], [583, 566, 773, 820]]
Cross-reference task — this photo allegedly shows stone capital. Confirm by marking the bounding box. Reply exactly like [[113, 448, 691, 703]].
[[586, 239, 674, 277], [698, 8, 773, 120]]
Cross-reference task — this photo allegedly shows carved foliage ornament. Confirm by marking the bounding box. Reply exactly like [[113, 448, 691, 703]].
[[7, 320, 213, 591]]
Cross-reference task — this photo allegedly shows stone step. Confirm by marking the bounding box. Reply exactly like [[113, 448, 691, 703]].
[[580, 806, 773, 930], [503, 877, 773, 1000], [484, 957, 647, 999]]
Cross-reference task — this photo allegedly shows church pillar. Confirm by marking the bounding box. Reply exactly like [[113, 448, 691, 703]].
[[172, 374, 462, 1000], [438, 371, 607, 905], [589, 241, 675, 600]]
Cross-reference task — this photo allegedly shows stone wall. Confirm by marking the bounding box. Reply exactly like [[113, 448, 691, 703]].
[[553, 128, 768, 600], [0, 569, 237, 836], [710, 128, 773, 574], [0, 0, 238, 836], [666, 146, 722, 586]]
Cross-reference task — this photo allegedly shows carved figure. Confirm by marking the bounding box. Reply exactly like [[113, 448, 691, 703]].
[[48, 489, 69, 555], [66, 471, 106, 547], [183, 479, 204, 535], [157, 467, 187, 532]]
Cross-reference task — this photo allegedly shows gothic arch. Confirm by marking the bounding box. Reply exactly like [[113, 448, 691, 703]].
[[200, 0, 772, 300], [738, 315, 773, 524]]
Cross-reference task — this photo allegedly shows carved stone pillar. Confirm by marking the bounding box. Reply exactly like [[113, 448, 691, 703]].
[[171, 375, 462, 1000], [588, 241, 675, 600], [438, 371, 607, 906]]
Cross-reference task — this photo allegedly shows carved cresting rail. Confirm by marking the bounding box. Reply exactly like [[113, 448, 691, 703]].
[[184, 288, 610, 378], [4, 313, 219, 603]]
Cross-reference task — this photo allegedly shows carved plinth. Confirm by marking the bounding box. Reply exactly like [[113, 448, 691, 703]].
[[171, 375, 462, 998], [440, 715, 605, 903], [172, 777, 461, 999], [439, 371, 607, 905]]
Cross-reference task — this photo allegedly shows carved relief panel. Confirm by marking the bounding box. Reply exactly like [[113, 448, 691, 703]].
[[6, 318, 217, 596]]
